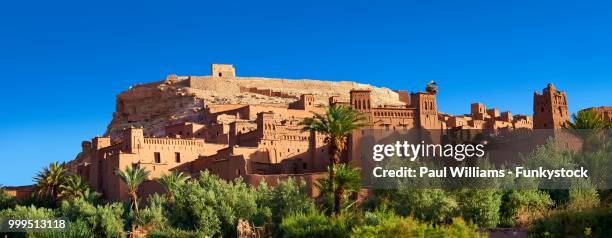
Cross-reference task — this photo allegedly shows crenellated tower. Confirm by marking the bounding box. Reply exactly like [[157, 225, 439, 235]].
[[533, 83, 569, 129], [411, 81, 439, 129]]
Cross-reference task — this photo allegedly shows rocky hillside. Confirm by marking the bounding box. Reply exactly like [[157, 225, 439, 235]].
[[106, 75, 403, 138]]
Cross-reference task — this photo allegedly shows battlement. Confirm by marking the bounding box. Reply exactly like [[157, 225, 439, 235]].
[[533, 83, 569, 129]]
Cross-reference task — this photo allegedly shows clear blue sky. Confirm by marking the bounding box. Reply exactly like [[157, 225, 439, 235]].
[[1, 0, 611, 185]]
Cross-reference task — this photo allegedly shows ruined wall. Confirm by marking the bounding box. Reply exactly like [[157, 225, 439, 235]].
[[584, 106, 612, 123], [533, 83, 569, 129]]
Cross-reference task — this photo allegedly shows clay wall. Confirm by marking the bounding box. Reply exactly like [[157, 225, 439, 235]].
[[585, 106, 612, 123], [211, 64, 236, 78], [3, 186, 34, 200], [533, 83, 569, 129]]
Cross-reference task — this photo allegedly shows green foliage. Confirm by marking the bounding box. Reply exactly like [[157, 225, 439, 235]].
[[167, 170, 258, 237], [157, 171, 190, 199], [114, 166, 150, 196], [277, 212, 353, 238], [367, 188, 503, 228], [301, 104, 368, 140], [57, 198, 125, 237], [0, 204, 55, 219], [315, 164, 362, 214], [279, 210, 483, 238], [302, 105, 367, 215], [115, 165, 150, 217], [30, 162, 100, 208], [499, 190, 553, 227], [0, 205, 56, 238], [28, 220, 94, 238], [453, 189, 502, 228], [58, 175, 95, 201], [334, 164, 362, 193], [0, 188, 16, 210], [530, 207, 612, 238], [352, 214, 484, 238], [367, 188, 457, 224], [138, 193, 168, 228], [33, 162, 67, 205], [147, 227, 208, 238], [566, 110, 610, 130], [567, 186, 600, 210], [254, 178, 316, 226], [572, 142, 611, 188]]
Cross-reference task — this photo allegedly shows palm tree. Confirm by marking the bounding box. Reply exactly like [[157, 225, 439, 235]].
[[301, 105, 367, 215], [566, 110, 610, 130], [58, 175, 91, 200], [315, 164, 362, 214], [33, 162, 67, 203], [566, 109, 611, 151], [157, 171, 190, 200], [115, 166, 150, 214]]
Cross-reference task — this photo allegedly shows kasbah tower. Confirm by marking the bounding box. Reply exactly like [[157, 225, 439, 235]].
[[7, 64, 609, 201]]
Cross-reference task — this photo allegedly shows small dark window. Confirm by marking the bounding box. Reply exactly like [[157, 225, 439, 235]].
[[154, 152, 161, 163], [175, 152, 181, 163], [303, 163, 307, 169], [541, 107, 544, 112], [219, 73, 223, 77], [236, 169, 240, 176]]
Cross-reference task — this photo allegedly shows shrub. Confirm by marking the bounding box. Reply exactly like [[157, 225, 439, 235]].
[[254, 178, 316, 226], [499, 190, 553, 227], [57, 199, 125, 237], [167, 170, 258, 236], [530, 207, 612, 238], [0, 205, 56, 238], [567, 187, 599, 210], [368, 188, 458, 224], [352, 214, 484, 238], [28, 219, 94, 238], [277, 212, 353, 238], [137, 193, 168, 228], [453, 189, 502, 228], [147, 227, 208, 238], [0, 189, 16, 210], [0, 205, 55, 219]]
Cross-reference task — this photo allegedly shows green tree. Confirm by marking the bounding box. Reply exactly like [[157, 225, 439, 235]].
[[138, 193, 168, 228], [254, 178, 316, 232], [315, 164, 362, 214], [33, 162, 67, 205], [58, 198, 125, 237], [454, 189, 502, 228], [301, 105, 367, 215], [565, 109, 611, 152], [566, 110, 610, 130], [500, 190, 554, 227], [168, 170, 258, 236], [59, 175, 93, 201], [115, 166, 150, 215], [157, 171, 190, 200], [366, 188, 457, 224]]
